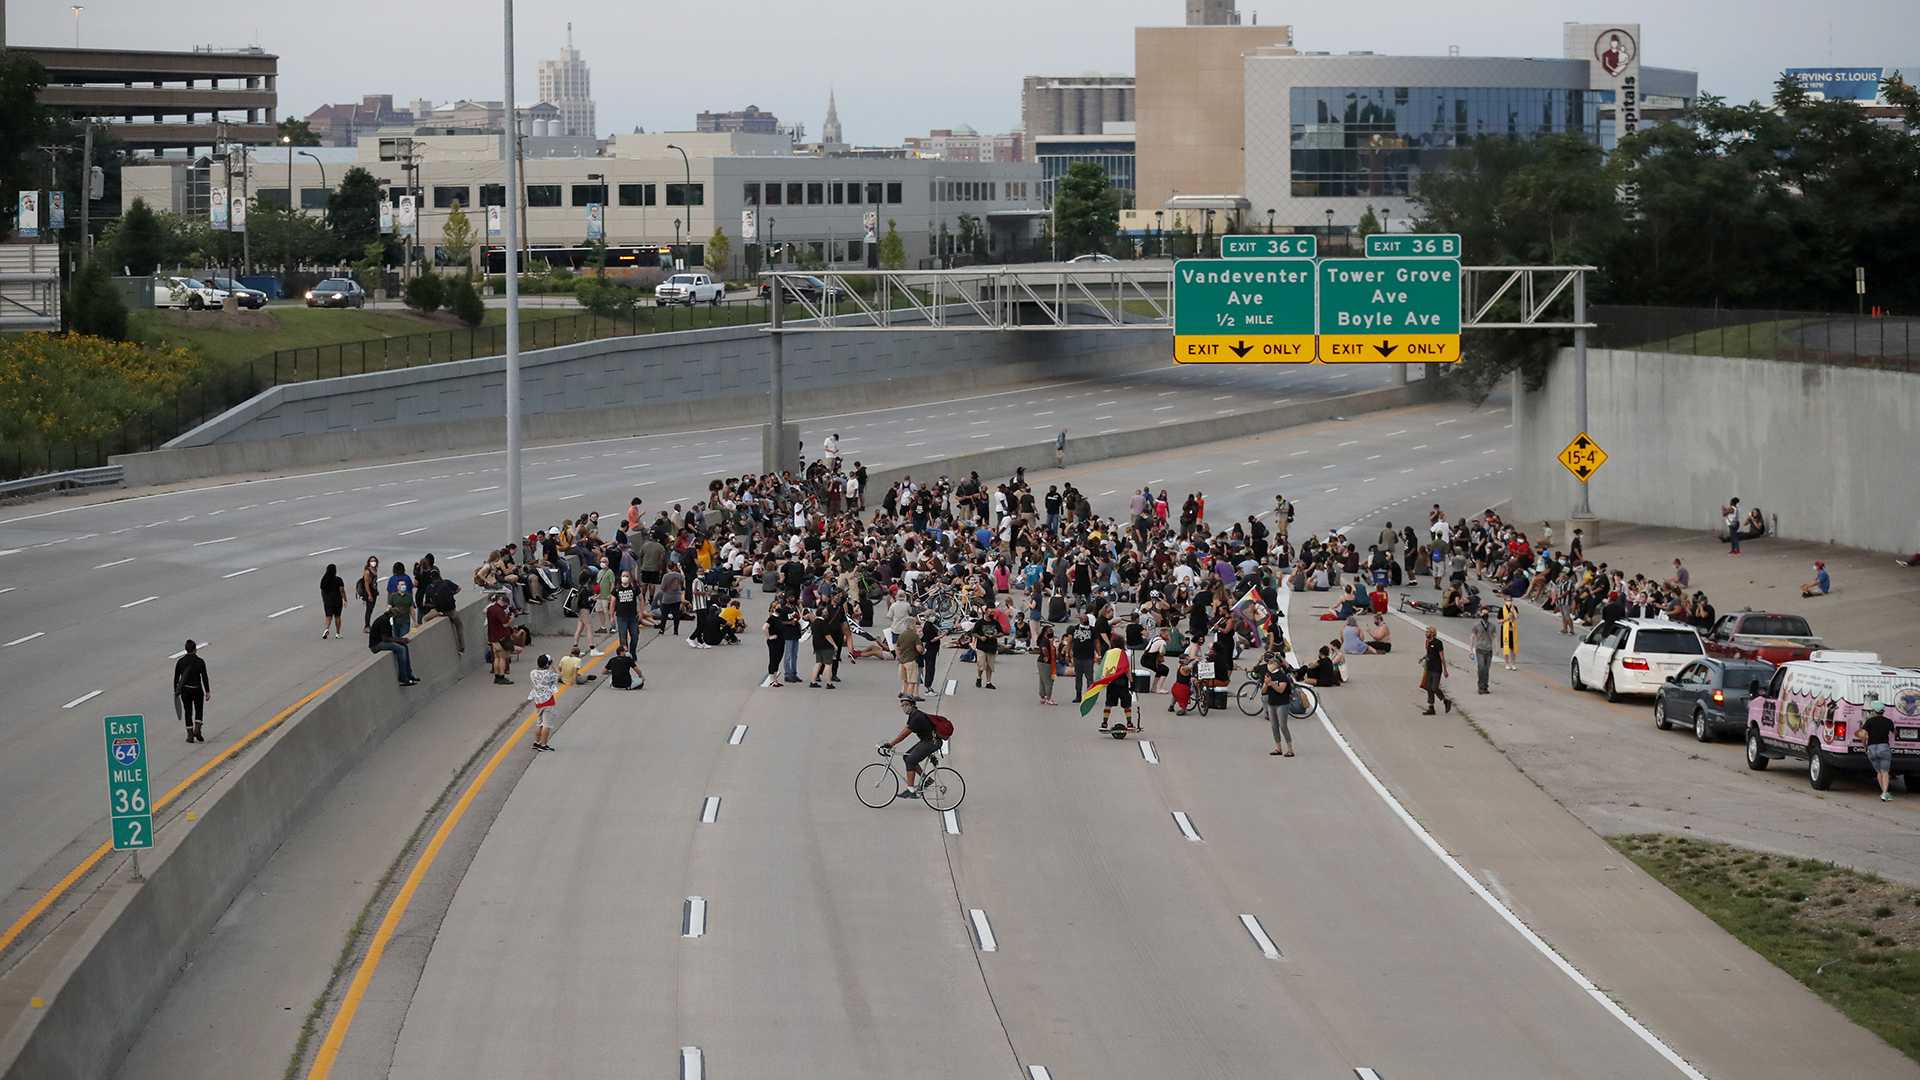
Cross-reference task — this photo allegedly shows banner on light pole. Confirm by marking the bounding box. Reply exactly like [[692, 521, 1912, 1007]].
[[230, 195, 248, 232], [379, 200, 393, 234], [585, 202, 604, 242], [741, 208, 757, 242], [210, 186, 229, 230], [17, 191, 38, 238], [486, 205, 503, 238], [48, 192, 64, 232], [397, 195, 417, 239]]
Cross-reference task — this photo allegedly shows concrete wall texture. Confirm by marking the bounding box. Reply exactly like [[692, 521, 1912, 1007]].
[[1513, 348, 1920, 555], [116, 322, 1166, 486]]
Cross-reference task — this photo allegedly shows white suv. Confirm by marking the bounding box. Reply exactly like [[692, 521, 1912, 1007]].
[[1571, 617, 1706, 702]]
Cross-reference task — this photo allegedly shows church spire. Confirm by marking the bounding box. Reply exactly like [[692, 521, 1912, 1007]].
[[822, 86, 844, 147]]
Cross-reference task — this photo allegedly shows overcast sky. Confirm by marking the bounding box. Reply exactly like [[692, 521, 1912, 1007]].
[[9, 0, 1913, 143]]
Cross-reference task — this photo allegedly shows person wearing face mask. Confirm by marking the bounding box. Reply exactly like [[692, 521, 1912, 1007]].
[[614, 570, 642, 657]]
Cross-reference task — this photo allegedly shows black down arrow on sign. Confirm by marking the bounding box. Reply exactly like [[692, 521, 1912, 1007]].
[[1372, 340, 1399, 358], [1229, 340, 1253, 358]]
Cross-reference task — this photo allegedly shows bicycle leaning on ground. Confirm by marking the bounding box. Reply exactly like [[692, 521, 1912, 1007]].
[[857, 745, 966, 811]]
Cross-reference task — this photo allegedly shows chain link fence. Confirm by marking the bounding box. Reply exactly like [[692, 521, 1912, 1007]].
[[1591, 305, 1917, 372]]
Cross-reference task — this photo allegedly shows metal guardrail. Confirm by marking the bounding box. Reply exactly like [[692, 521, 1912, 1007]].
[[0, 465, 125, 497]]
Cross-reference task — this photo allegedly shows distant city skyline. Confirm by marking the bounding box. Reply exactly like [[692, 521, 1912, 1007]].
[[6, 0, 1910, 145]]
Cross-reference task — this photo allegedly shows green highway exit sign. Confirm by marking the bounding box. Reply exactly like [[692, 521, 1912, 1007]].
[[1317, 258, 1461, 364], [1221, 234, 1316, 260], [104, 714, 153, 850], [1173, 258, 1315, 364], [1364, 233, 1461, 259]]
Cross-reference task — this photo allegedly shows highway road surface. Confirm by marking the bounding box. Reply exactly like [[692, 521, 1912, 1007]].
[[0, 359, 1421, 959]]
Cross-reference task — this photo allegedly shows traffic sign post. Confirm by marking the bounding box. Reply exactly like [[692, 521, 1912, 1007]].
[[1364, 233, 1461, 259], [1316, 258, 1461, 363], [1221, 234, 1316, 260], [104, 714, 153, 850], [1556, 432, 1608, 482], [1172, 258, 1315, 364]]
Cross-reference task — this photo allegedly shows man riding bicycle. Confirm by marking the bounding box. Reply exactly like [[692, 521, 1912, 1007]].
[[880, 694, 940, 799]]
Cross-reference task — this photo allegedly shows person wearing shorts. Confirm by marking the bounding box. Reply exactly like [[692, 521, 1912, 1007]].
[[527, 654, 560, 752], [1859, 694, 1896, 801], [1100, 676, 1137, 733]]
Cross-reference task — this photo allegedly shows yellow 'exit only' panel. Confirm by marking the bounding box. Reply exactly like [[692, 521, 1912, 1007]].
[[1174, 335, 1315, 364], [1320, 334, 1460, 364]]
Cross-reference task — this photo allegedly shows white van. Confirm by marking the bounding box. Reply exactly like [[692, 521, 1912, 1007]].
[[1570, 617, 1706, 701], [1745, 652, 1920, 791]]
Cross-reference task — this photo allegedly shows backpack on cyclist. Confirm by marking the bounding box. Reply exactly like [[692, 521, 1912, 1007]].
[[928, 714, 955, 740]]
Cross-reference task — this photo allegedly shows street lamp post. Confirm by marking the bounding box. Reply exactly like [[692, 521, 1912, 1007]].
[[767, 217, 776, 267], [70, 5, 83, 46], [298, 151, 327, 226], [1324, 208, 1334, 253], [1381, 206, 1392, 234], [1266, 208, 1275, 235], [1153, 209, 1163, 257], [281, 134, 295, 277], [503, 0, 525, 547], [664, 142, 690, 269]]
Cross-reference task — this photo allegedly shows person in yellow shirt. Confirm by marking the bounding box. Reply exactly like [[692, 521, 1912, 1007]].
[[719, 598, 746, 644], [557, 645, 594, 684], [1498, 599, 1520, 671]]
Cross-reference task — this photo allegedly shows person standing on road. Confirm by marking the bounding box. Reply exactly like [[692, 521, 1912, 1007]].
[[895, 617, 922, 697], [386, 561, 415, 636], [173, 640, 211, 743], [1470, 611, 1496, 694], [1419, 626, 1453, 714], [1035, 626, 1058, 705], [1498, 598, 1519, 671], [1260, 655, 1296, 757], [319, 564, 347, 640], [1722, 496, 1742, 556], [614, 571, 641, 657], [357, 555, 380, 630], [486, 592, 515, 685], [1857, 693, 1897, 801], [527, 654, 560, 752]]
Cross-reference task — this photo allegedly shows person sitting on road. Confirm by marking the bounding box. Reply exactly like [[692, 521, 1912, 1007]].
[[1365, 614, 1393, 654], [1341, 617, 1369, 655], [1304, 645, 1342, 687], [605, 644, 641, 690], [1799, 560, 1832, 599], [880, 695, 941, 799]]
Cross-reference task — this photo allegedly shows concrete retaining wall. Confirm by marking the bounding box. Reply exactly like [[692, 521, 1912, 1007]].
[[0, 595, 572, 1080], [114, 323, 1168, 487], [866, 381, 1432, 495], [1512, 348, 1920, 554]]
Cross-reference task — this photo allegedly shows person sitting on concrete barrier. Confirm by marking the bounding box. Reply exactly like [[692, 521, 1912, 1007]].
[[367, 608, 420, 686]]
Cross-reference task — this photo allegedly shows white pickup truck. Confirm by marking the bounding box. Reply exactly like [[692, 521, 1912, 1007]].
[[654, 272, 725, 307]]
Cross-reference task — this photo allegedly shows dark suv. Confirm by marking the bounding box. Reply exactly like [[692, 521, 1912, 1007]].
[[305, 278, 366, 308], [1654, 657, 1776, 742]]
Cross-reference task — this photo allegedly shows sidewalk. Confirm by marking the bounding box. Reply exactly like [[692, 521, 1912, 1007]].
[[1286, 608, 1914, 1077]]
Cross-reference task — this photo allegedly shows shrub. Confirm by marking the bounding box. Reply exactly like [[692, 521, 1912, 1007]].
[[573, 276, 639, 318], [403, 271, 445, 313], [447, 276, 485, 327], [65, 258, 129, 341], [0, 333, 197, 446]]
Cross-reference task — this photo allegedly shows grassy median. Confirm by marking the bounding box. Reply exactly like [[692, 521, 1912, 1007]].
[[1611, 834, 1920, 1062]]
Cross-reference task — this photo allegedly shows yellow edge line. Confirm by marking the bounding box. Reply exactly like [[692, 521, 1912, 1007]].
[[306, 651, 609, 1080], [0, 675, 346, 960]]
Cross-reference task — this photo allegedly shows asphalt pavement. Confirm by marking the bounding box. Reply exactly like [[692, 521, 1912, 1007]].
[[0, 359, 1414, 963]]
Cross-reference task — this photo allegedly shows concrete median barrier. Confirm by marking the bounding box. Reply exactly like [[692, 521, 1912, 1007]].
[[0, 594, 575, 1080]]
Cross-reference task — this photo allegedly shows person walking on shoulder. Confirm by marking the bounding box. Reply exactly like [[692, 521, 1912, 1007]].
[[528, 654, 560, 752], [319, 564, 347, 640], [1419, 626, 1453, 714], [1470, 610, 1496, 694], [1498, 598, 1519, 671], [174, 639, 211, 743]]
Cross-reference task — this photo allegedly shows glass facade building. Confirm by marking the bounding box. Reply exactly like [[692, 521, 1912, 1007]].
[[1035, 139, 1137, 208], [1286, 85, 1606, 198]]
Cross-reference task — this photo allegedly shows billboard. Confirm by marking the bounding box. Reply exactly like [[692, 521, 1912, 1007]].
[[1567, 22, 1643, 137], [1786, 67, 1891, 104]]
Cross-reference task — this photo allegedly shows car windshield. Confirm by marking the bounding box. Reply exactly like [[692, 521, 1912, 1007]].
[[1721, 661, 1775, 684], [670, 275, 698, 284], [182, 278, 208, 289], [1635, 629, 1704, 655], [316, 280, 352, 290], [1740, 615, 1813, 637]]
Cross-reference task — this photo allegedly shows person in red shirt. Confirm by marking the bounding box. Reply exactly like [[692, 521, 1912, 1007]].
[[486, 593, 515, 685]]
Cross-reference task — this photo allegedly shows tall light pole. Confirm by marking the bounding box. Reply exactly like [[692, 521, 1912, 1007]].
[[298, 151, 327, 226], [1324, 208, 1334, 252], [503, 0, 524, 546], [70, 5, 83, 46], [1266, 207, 1275, 235], [664, 142, 690, 269], [282, 134, 294, 275]]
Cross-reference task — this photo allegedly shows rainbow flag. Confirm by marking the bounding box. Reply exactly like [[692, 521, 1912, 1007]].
[[1078, 647, 1131, 715]]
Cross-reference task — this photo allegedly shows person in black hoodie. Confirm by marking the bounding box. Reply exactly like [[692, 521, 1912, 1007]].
[[173, 639, 211, 743]]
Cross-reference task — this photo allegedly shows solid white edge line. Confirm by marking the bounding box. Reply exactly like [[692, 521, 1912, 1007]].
[[1172, 810, 1203, 842], [1314, 704, 1707, 1079], [1355, 1068, 1384, 1079], [1239, 913, 1281, 959], [700, 796, 720, 824], [62, 689, 103, 710], [728, 724, 747, 745], [969, 908, 998, 952], [680, 1045, 703, 1080], [683, 896, 707, 938], [1389, 609, 1472, 653], [1138, 739, 1159, 764], [944, 678, 957, 697], [943, 808, 960, 835]]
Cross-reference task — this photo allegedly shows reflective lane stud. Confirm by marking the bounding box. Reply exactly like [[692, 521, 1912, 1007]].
[[1172, 258, 1316, 364], [1317, 258, 1461, 364], [105, 715, 153, 850]]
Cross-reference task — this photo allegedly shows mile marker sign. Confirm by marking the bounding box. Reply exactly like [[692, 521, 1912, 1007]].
[[1316, 258, 1461, 364], [104, 714, 153, 850], [1172, 258, 1315, 364]]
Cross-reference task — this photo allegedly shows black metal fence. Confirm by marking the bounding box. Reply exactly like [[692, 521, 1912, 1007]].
[[1590, 305, 1917, 372]]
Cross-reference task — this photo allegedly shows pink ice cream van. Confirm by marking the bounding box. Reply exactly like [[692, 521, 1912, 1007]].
[[1745, 651, 1920, 791]]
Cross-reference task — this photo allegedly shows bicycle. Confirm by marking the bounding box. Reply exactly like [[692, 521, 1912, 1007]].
[[915, 584, 962, 633], [857, 745, 965, 812], [1234, 673, 1318, 719]]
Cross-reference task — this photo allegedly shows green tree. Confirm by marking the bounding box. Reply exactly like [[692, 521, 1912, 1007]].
[[351, 239, 386, 307], [65, 256, 129, 340], [441, 201, 476, 278], [276, 118, 321, 146], [244, 202, 333, 273], [705, 226, 730, 278], [877, 219, 906, 270], [329, 167, 384, 264], [1052, 161, 1120, 259], [0, 52, 53, 216], [448, 275, 485, 327], [1355, 206, 1382, 239], [403, 271, 445, 313], [114, 198, 167, 275], [955, 214, 984, 260]]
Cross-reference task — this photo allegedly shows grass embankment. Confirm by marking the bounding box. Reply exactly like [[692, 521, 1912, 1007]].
[[1612, 834, 1920, 1062], [128, 306, 574, 367], [1634, 318, 1816, 360]]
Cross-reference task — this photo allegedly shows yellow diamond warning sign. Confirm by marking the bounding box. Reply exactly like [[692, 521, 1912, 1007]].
[[1557, 432, 1608, 482], [1175, 335, 1314, 363]]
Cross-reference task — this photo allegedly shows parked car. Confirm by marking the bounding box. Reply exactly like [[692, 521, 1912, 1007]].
[[1570, 617, 1706, 701], [654, 271, 724, 307], [1745, 651, 1920, 791], [153, 276, 229, 311], [304, 278, 366, 308], [203, 276, 268, 309], [1703, 610, 1822, 665], [1654, 657, 1776, 742], [1067, 253, 1118, 264], [756, 274, 846, 302]]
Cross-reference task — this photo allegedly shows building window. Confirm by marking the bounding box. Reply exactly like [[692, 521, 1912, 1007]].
[[841, 182, 858, 203], [743, 182, 760, 204], [479, 184, 506, 207], [526, 184, 562, 208], [571, 184, 607, 207], [886, 182, 902, 204], [865, 182, 883, 204], [846, 239, 863, 262], [785, 182, 803, 205], [807, 241, 826, 263], [806, 182, 824, 205], [257, 189, 289, 209], [665, 183, 704, 206], [433, 185, 469, 209], [829, 182, 843, 205], [618, 183, 656, 206], [763, 182, 783, 205], [300, 188, 331, 210]]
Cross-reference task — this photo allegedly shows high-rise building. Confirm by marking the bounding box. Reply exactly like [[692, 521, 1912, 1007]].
[[1186, 0, 1239, 25], [1020, 75, 1135, 138], [903, 126, 1025, 162], [537, 24, 596, 137], [696, 106, 781, 134], [821, 89, 845, 148]]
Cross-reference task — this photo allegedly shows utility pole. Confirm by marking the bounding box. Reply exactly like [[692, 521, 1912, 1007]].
[[515, 118, 530, 270], [239, 145, 252, 274], [503, 0, 524, 546], [79, 123, 93, 261]]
